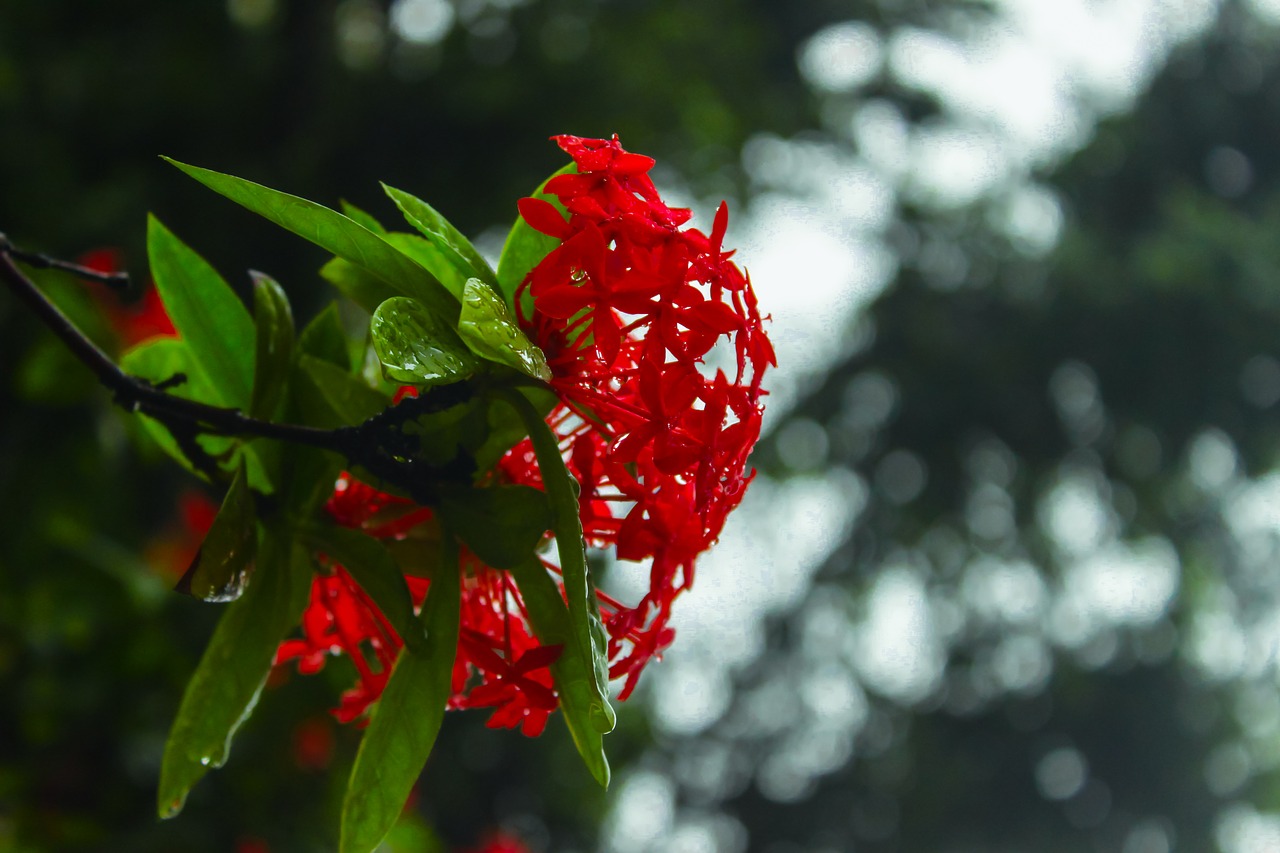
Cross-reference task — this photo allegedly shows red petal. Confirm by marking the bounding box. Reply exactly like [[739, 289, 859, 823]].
[[517, 197, 571, 238]]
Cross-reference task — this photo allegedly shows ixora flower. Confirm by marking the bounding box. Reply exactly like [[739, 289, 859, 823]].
[[276, 134, 775, 735]]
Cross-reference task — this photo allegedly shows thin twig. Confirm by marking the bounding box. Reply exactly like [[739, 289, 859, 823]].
[[0, 233, 130, 290]]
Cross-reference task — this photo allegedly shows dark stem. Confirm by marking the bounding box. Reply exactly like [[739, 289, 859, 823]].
[[0, 241, 477, 498], [0, 233, 130, 290]]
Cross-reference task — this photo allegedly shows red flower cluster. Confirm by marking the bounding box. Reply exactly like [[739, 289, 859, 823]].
[[515, 134, 773, 699], [276, 476, 562, 736], [275, 135, 772, 731]]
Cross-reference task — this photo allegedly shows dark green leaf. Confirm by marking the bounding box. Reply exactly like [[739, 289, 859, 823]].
[[248, 271, 295, 420], [294, 354, 390, 427], [496, 164, 573, 307], [370, 297, 477, 386], [163, 158, 459, 323], [383, 184, 498, 290], [175, 462, 256, 602], [471, 384, 558, 473], [340, 536, 461, 853], [457, 277, 551, 380], [297, 302, 352, 370], [281, 446, 345, 523], [438, 484, 553, 569], [497, 389, 615, 735], [147, 215, 255, 408], [158, 525, 312, 818], [300, 523, 426, 654], [508, 557, 610, 788]]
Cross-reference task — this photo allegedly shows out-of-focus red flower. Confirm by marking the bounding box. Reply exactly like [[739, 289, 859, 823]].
[[78, 248, 177, 350], [291, 716, 336, 771], [276, 135, 772, 728], [233, 838, 270, 853], [460, 831, 533, 853], [143, 490, 219, 580]]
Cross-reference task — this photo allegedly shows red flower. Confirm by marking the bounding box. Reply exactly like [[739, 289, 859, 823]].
[[79, 249, 178, 350], [515, 134, 773, 700], [277, 134, 772, 732], [460, 831, 533, 853]]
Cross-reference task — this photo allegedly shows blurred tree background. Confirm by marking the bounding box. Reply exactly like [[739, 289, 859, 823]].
[[5, 0, 1280, 851]]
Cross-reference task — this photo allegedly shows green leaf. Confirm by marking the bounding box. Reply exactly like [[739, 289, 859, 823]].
[[248, 271, 295, 420], [457, 277, 551, 380], [122, 339, 216, 467], [297, 302, 352, 370], [370, 297, 477, 386], [496, 389, 614, 736], [340, 536, 461, 853], [175, 462, 256, 602], [294, 354, 390, 427], [147, 215, 255, 408], [158, 525, 312, 818], [163, 158, 459, 323], [496, 163, 574, 307], [340, 200, 387, 235], [508, 557, 610, 788], [320, 256, 399, 314], [300, 523, 427, 654], [121, 338, 260, 483], [382, 231, 468, 299], [438, 485, 553, 569], [383, 184, 498, 290], [471, 384, 558, 473]]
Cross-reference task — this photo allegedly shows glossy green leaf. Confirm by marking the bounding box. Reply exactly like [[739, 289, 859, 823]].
[[370, 297, 477, 386], [147, 215, 255, 408], [175, 462, 256, 602], [158, 525, 312, 819], [508, 556, 610, 788], [163, 159, 459, 323], [457, 277, 551, 381], [383, 184, 498, 290], [496, 163, 573, 307], [438, 484, 552, 569], [340, 536, 461, 853], [301, 523, 426, 654], [294, 354, 390, 427], [297, 302, 351, 370], [497, 389, 614, 735], [248, 271, 295, 420]]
